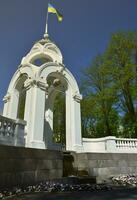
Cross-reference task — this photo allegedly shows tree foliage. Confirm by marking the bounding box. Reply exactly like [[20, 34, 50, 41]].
[[81, 31, 137, 138], [53, 92, 66, 144]]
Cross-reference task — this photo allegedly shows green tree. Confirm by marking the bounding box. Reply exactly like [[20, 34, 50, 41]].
[[81, 55, 119, 138], [106, 31, 137, 137], [53, 92, 66, 144], [81, 31, 137, 138]]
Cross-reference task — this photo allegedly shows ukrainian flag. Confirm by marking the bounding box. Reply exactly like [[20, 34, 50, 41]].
[[48, 3, 63, 22]]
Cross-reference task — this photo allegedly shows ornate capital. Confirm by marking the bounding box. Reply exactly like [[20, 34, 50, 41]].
[[56, 66, 65, 75], [37, 80, 49, 91], [24, 78, 49, 91], [73, 93, 82, 103], [3, 93, 11, 103]]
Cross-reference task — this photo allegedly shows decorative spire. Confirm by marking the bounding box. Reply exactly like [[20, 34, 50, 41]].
[[44, 2, 49, 38], [44, 3, 63, 38]]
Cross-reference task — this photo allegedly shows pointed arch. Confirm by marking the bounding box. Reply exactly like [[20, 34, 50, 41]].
[[37, 62, 82, 151], [3, 66, 35, 119]]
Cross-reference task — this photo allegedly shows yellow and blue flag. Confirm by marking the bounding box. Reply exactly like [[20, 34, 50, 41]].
[[48, 3, 63, 22]]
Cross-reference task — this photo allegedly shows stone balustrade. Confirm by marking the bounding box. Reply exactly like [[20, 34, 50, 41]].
[[116, 138, 137, 150], [0, 115, 26, 147], [82, 136, 137, 153]]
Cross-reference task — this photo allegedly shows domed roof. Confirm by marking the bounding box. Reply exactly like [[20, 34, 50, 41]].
[[21, 34, 63, 66], [36, 34, 55, 45]]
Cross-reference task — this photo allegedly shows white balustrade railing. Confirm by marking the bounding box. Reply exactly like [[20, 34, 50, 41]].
[[82, 136, 137, 153], [0, 115, 26, 147], [116, 138, 137, 150]]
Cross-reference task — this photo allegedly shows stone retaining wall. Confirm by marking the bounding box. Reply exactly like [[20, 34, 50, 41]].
[[1, 146, 137, 187], [73, 153, 137, 183], [0, 145, 62, 188]]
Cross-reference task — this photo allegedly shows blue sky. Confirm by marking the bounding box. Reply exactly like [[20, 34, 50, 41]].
[[0, 0, 137, 111]]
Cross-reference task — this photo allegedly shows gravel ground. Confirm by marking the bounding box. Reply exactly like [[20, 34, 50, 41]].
[[7, 188, 137, 200], [0, 183, 111, 199], [1, 175, 137, 200]]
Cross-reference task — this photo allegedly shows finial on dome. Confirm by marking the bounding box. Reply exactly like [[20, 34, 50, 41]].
[[44, 33, 49, 39]]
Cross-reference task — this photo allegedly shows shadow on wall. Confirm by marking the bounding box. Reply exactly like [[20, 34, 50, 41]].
[[63, 153, 89, 177]]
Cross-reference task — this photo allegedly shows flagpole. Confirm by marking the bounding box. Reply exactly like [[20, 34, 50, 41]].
[[44, 2, 49, 37]]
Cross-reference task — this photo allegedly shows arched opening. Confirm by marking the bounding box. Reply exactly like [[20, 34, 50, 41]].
[[30, 55, 53, 67], [53, 92, 66, 146], [17, 86, 26, 120], [45, 74, 67, 149], [15, 74, 28, 120]]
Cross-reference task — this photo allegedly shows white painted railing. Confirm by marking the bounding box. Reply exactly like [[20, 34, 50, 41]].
[[82, 136, 137, 153], [116, 138, 137, 150], [0, 115, 26, 147]]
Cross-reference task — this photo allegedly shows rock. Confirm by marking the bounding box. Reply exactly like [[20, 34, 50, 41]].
[[112, 174, 137, 187], [0, 193, 3, 199]]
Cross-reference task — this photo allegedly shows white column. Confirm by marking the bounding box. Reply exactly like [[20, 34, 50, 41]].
[[73, 94, 83, 152], [24, 79, 47, 149], [44, 95, 54, 148], [66, 89, 83, 152], [3, 93, 11, 117], [65, 89, 73, 150], [3, 90, 19, 119]]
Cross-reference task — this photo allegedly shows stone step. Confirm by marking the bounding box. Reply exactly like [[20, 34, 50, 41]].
[[63, 176, 96, 184], [47, 176, 96, 185]]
